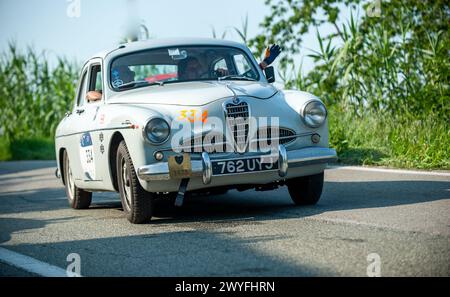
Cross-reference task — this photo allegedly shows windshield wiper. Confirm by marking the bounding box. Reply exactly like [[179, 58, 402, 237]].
[[116, 80, 164, 90], [218, 75, 256, 82]]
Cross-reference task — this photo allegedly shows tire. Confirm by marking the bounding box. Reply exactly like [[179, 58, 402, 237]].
[[116, 140, 153, 224], [287, 172, 324, 206], [63, 150, 92, 209]]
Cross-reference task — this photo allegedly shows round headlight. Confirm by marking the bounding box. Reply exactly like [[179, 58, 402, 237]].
[[302, 100, 327, 128], [144, 118, 170, 144]]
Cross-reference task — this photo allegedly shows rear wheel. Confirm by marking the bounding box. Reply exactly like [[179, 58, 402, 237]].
[[287, 172, 324, 206], [63, 150, 92, 209], [116, 140, 153, 224]]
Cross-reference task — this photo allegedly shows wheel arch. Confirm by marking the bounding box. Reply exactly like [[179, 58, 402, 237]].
[[109, 131, 125, 191], [59, 148, 67, 185]]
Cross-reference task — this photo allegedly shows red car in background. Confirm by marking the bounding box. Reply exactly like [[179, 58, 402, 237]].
[[145, 72, 178, 83]]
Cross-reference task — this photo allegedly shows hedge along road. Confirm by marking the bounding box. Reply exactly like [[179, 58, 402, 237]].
[[0, 161, 449, 276]]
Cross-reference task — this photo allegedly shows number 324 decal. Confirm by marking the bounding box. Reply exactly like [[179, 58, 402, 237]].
[[179, 109, 208, 123]]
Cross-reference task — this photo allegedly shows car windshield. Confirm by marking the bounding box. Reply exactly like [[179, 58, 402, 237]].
[[110, 46, 260, 91]]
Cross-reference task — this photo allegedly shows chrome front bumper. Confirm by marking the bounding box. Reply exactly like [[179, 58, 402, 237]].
[[137, 146, 337, 184]]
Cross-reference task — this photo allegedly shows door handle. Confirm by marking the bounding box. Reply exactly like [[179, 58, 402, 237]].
[[76, 109, 85, 115]]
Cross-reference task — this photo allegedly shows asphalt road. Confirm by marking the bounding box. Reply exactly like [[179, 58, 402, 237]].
[[0, 161, 449, 277]]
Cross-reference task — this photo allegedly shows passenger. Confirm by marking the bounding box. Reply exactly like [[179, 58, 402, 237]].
[[259, 44, 281, 70], [111, 65, 136, 87]]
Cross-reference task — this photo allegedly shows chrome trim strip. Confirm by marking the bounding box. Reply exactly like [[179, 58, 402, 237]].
[[159, 132, 317, 152], [137, 147, 337, 182], [55, 126, 134, 139], [287, 147, 337, 168], [211, 153, 277, 163], [278, 145, 288, 177], [210, 168, 279, 177], [202, 152, 212, 184], [137, 163, 171, 181], [223, 98, 250, 154]]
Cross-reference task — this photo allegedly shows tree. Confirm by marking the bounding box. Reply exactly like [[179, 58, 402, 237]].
[[249, 0, 361, 68], [251, 0, 450, 116]]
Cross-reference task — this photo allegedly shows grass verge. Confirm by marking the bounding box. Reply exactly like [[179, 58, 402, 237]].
[[0, 115, 448, 170], [329, 107, 450, 170], [0, 137, 55, 161]]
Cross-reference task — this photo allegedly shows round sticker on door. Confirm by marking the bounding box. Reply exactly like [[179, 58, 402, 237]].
[[80, 132, 96, 180]]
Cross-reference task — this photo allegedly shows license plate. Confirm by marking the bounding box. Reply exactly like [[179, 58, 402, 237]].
[[212, 156, 279, 176]]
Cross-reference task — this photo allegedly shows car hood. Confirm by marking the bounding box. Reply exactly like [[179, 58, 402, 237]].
[[107, 81, 278, 106]]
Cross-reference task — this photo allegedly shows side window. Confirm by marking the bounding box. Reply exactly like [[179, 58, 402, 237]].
[[233, 54, 253, 77], [77, 71, 88, 107], [89, 64, 102, 93], [213, 58, 228, 73]]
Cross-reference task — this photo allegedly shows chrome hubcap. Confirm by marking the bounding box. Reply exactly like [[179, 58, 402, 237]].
[[121, 158, 132, 209], [67, 160, 75, 199]]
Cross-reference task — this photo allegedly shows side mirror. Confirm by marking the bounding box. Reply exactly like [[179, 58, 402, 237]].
[[264, 66, 275, 83], [86, 91, 102, 102]]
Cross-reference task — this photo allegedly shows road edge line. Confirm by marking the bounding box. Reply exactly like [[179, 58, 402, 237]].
[[0, 247, 75, 277], [327, 165, 450, 177]]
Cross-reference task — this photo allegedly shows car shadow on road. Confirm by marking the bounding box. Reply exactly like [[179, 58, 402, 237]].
[[147, 179, 450, 225], [0, 217, 78, 244], [0, 215, 335, 276], [0, 180, 448, 276], [1, 179, 448, 222], [0, 188, 69, 215], [0, 187, 122, 215]]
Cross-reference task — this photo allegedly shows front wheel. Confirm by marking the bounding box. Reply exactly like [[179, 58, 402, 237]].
[[116, 140, 153, 224], [287, 172, 324, 206], [63, 150, 92, 209]]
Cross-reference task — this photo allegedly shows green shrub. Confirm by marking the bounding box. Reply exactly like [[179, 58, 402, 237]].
[[250, 0, 449, 169], [0, 137, 55, 161], [0, 138, 12, 160], [329, 106, 450, 169]]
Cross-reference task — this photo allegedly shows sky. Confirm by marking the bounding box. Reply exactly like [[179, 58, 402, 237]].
[[0, 0, 360, 73]]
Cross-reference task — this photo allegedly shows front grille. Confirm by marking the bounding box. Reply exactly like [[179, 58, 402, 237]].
[[257, 127, 296, 145], [180, 134, 229, 153], [225, 101, 249, 152], [225, 101, 249, 118]]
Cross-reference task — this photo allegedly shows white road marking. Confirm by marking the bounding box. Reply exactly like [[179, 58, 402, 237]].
[[0, 247, 78, 277], [327, 165, 450, 177], [308, 216, 388, 229]]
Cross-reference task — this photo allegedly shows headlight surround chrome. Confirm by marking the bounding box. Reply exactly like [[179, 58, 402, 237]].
[[144, 118, 170, 144], [301, 100, 327, 128]]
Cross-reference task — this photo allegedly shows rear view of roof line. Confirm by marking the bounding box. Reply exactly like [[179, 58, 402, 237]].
[[90, 38, 247, 60]]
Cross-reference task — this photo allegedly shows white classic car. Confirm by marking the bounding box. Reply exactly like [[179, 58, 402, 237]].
[[55, 38, 337, 224]]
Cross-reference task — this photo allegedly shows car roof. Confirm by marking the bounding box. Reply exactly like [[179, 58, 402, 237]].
[[90, 38, 249, 61]]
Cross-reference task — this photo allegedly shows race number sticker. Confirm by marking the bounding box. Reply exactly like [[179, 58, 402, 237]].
[[179, 109, 208, 123], [80, 132, 95, 180]]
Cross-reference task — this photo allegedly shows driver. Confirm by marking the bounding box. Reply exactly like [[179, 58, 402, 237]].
[[178, 44, 282, 80], [178, 57, 205, 80]]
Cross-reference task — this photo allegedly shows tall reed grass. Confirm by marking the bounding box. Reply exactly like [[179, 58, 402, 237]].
[[0, 43, 79, 160], [0, 43, 78, 141]]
